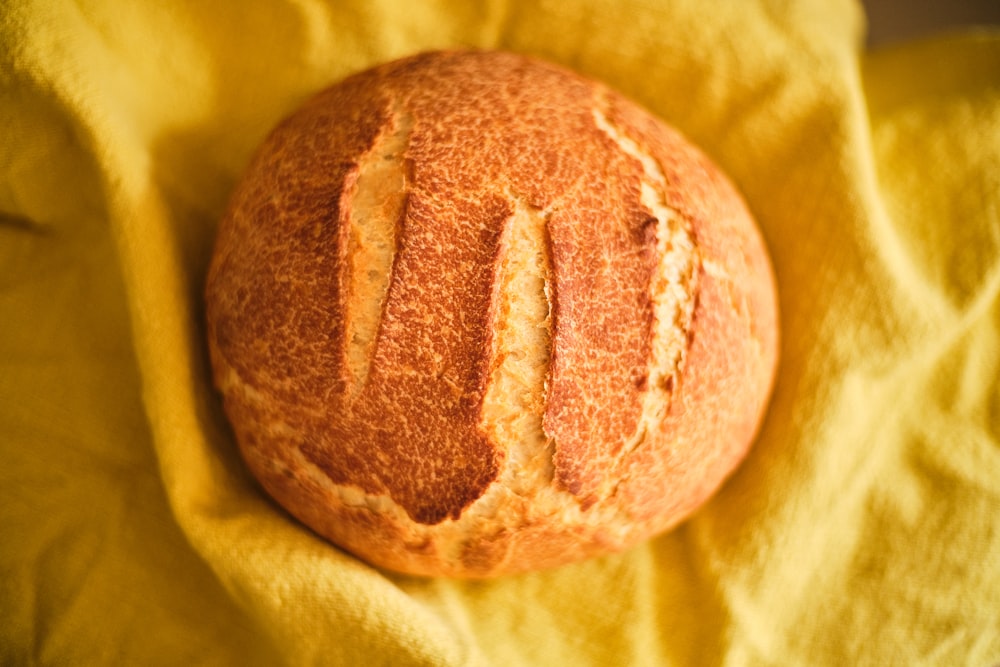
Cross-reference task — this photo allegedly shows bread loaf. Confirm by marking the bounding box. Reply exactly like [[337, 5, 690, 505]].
[[205, 50, 779, 578]]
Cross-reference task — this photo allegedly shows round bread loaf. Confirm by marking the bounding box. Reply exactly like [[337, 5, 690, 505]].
[[205, 50, 779, 578]]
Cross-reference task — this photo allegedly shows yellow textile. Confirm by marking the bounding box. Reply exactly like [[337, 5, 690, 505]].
[[2, 0, 998, 663]]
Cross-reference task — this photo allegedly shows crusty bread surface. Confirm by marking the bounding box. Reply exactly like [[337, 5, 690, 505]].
[[205, 49, 779, 578]]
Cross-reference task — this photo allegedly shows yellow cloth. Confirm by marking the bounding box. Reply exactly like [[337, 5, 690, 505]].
[[2, 0, 999, 663]]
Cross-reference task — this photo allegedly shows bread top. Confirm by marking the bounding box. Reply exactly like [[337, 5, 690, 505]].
[[206, 50, 778, 564]]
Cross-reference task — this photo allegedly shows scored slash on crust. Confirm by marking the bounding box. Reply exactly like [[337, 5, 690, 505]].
[[342, 103, 413, 398], [590, 97, 699, 466], [480, 190, 556, 496]]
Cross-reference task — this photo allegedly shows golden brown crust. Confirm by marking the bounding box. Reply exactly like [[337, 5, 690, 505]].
[[205, 49, 779, 578]]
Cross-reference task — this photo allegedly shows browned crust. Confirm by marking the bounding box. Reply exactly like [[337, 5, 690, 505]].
[[541, 131, 660, 506], [205, 50, 779, 577]]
